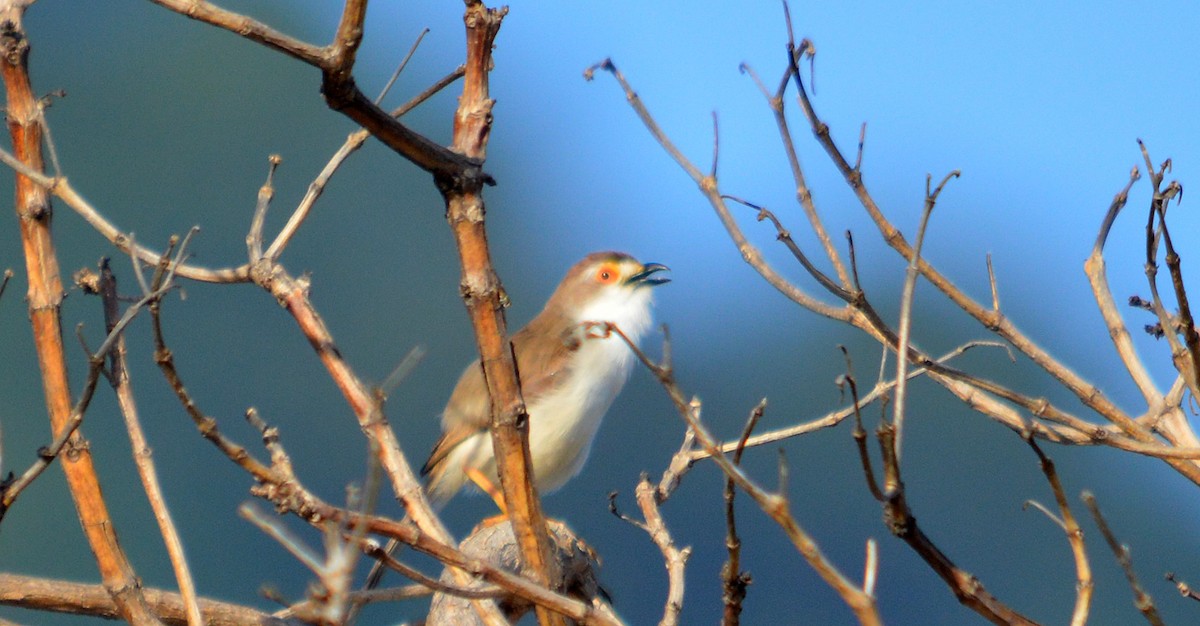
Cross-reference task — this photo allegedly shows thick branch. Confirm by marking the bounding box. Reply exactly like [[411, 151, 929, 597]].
[[440, 5, 563, 626], [0, 573, 290, 625], [0, 8, 160, 624]]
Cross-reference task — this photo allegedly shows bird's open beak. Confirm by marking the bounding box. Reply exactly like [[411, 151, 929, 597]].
[[626, 262, 670, 286]]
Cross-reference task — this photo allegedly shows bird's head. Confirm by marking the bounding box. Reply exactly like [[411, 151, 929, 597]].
[[545, 251, 669, 339]]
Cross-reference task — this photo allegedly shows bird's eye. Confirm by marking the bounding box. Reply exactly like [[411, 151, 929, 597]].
[[595, 265, 619, 284]]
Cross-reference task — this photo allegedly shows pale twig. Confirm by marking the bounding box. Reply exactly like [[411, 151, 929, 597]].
[[0, 573, 289, 625], [380, 345, 427, 399], [893, 171, 959, 462], [632, 477, 690, 626], [240, 503, 326, 574], [586, 58, 847, 320], [98, 259, 203, 626], [1084, 167, 1164, 413], [126, 234, 152, 297], [986, 254, 1000, 314], [0, 246, 180, 522], [283, 582, 504, 620], [709, 111, 719, 179], [375, 28, 430, 103], [1165, 572, 1200, 604], [240, 502, 361, 625], [690, 341, 1004, 460], [862, 540, 878, 598], [247, 155, 281, 261], [607, 323, 882, 626], [0, 145, 247, 282], [1083, 492, 1164, 625], [654, 426, 696, 501], [265, 66, 465, 261], [1024, 438, 1091, 626]]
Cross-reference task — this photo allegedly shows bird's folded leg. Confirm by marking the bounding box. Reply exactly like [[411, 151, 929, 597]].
[[466, 466, 510, 528]]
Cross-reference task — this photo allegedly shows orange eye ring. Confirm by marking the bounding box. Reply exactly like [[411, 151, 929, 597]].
[[595, 264, 620, 284]]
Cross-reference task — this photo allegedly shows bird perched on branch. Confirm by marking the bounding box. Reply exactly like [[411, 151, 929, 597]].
[[422, 251, 670, 508]]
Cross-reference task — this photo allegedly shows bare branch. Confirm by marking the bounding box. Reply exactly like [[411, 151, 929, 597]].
[[265, 66, 466, 261], [873, 424, 1038, 625], [586, 58, 848, 320], [98, 259, 203, 626], [376, 28, 431, 103], [633, 476, 690, 626], [1024, 438, 1091, 626], [0, 13, 162, 617], [608, 323, 882, 626], [1083, 492, 1164, 625], [893, 170, 960, 461], [1166, 572, 1200, 604], [721, 400, 764, 625], [0, 573, 289, 625], [247, 155, 281, 262]]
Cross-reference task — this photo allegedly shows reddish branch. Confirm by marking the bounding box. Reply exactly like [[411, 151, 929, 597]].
[[0, 6, 160, 624], [439, 8, 562, 626]]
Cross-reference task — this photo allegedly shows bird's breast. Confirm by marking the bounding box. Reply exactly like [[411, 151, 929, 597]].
[[525, 335, 636, 492]]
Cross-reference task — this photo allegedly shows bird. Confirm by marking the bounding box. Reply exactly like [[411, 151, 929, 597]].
[[421, 251, 670, 509]]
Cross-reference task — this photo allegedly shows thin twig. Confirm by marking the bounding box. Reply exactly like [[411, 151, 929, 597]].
[[893, 170, 959, 462], [586, 58, 847, 320], [1082, 492, 1164, 625], [691, 341, 1004, 461], [98, 259, 203, 626], [0, 268, 12, 302], [1024, 437, 1091, 626], [379, 345, 427, 399], [721, 400, 764, 625], [0, 248, 178, 522], [839, 347, 883, 502], [872, 423, 1038, 625], [1165, 572, 1200, 604], [247, 155, 281, 261], [607, 323, 882, 626], [639, 476, 690, 626], [265, 66, 465, 261], [375, 28, 431, 103]]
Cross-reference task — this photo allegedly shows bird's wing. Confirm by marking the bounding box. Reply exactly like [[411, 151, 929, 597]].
[[421, 359, 489, 477], [421, 311, 581, 478], [511, 309, 580, 401]]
